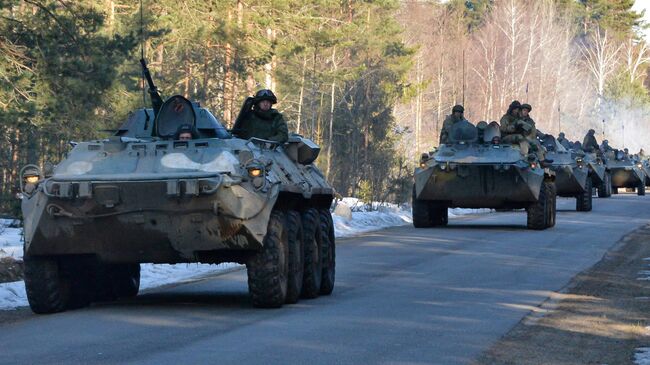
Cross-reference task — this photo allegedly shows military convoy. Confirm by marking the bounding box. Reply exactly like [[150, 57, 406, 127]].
[[19, 60, 336, 313], [413, 121, 556, 230]]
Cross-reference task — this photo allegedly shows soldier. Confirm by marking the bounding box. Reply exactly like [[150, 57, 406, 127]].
[[639, 148, 645, 159], [601, 139, 613, 152], [557, 132, 571, 150], [499, 101, 532, 148], [439, 105, 467, 145], [519, 103, 544, 160], [232, 89, 289, 143], [174, 124, 197, 141], [582, 129, 599, 153]]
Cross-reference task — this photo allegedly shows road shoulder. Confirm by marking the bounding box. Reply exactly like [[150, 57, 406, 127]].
[[474, 224, 650, 365]]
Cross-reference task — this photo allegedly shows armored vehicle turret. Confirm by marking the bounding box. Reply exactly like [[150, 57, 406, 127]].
[[19, 60, 336, 313], [413, 121, 556, 230]]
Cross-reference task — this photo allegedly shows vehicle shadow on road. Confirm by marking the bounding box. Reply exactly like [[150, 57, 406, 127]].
[[95, 291, 254, 311]]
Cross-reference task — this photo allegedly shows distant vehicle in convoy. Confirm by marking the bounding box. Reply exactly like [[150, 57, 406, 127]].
[[641, 159, 650, 187], [539, 136, 592, 211], [19, 60, 336, 314], [413, 121, 556, 230], [605, 151, 646, 195]]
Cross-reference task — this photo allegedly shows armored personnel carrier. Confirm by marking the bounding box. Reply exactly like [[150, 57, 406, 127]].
[[539, 136, 592, 211], [605, 150, 645, 195], [413, 121, 556, 230], [641, 159, 650, 187], [19, 60, 335, 313]]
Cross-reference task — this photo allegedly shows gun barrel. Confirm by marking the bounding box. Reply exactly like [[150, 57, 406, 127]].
[[139, 58, 164, 117]]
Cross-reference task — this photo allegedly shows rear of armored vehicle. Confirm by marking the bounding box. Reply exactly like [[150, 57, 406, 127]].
[[20, 96, 335, 313], [413, 120, 555, 230]]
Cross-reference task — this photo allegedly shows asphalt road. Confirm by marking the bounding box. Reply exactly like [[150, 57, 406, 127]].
[[1, 194, 649, 365]]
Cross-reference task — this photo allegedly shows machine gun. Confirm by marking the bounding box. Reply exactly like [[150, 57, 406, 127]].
[[140, 58, 164, 117], [231, 96, 255, 137]]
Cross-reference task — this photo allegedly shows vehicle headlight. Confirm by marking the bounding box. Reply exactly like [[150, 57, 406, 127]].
[[248, 167, 263, 178]]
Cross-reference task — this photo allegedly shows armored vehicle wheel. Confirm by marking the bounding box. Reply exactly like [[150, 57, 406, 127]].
[[576, 177, 593, 212], [300, 208, 322, 299], [112, 264, 140, 298], [431, 202, 449, 227], [638, 181, 646, 196], [598, 172, 610, 197], [412, 186, 433, 228], [527, 181, 549, 230], [319, 209, 336, 296], [24, 256, 71, 314], [247, 210, 289, 308], [546, 182, 557, 228], [285, 211, 304, 304]]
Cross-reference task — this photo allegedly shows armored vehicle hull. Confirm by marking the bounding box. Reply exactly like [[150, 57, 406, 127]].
[[20, 96, 336, 314], [413, 121, 556, 230], [546, 151, 592, 211], [609, 161, 645, 195]]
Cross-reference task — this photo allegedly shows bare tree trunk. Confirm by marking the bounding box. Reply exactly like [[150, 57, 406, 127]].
[[326, 48, 337, 179], [297, 55, 307, 134]]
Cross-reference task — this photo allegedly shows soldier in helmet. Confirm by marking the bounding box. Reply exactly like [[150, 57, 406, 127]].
[[500, 101, 536, 154], [232, 89, 289, 143], [519, 103, 545, 160], [439, 104, 468, 145], [582, 129, 600, 153], [557, 132, 571, 150], [174, 124, 198, 141]]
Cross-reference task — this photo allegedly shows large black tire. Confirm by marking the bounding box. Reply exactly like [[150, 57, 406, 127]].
[[300, 208, 322, 299], [284, 211, 304, 304], [431, 202, 449, 226], [111, 264, 140, 298], [576, 177, 593, 212], [24, 256, 71, 314], [527, 181, 548, 230], [638, 180, 646, 196], [412, 185, 433, 228], [546, 182, 557, 227], [318, 209, 335, 296], [247, 210, 289, 308]]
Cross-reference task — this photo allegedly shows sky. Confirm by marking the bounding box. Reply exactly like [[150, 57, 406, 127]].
[[634, 0, 650, 39]]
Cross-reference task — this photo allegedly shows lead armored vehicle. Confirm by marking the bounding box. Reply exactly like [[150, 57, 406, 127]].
[[605, 150, 645, 195], [539, 136, 592, 211], [413, 121, 556, 230], [20, 60, 336, 313]]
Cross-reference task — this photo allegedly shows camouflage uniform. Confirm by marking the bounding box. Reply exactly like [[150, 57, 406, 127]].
[[582, 130, 599, 153], [557, 133, 571, 150], [439, 105, 467, 145], [233, 89, 289, 143]]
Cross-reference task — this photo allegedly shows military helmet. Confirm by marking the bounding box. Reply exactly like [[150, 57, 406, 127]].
[[588, 129, 595, 134], [521, 103, 532, 111], [254, 89, 278, 104], [509, 100, 521, 110], [559, 132, 565, 138], [452, 104, 464, 113]]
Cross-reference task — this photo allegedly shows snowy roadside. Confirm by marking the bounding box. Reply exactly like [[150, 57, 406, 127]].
[[0, 201, 490, 310]]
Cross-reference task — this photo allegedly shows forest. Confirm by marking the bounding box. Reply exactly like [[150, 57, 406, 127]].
[[0, 0, 647, 215]]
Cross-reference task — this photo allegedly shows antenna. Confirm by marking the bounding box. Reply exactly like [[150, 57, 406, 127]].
[[140, 0, 146, 107], [462, 49, 466, 107], [557, 102, 561, 134]]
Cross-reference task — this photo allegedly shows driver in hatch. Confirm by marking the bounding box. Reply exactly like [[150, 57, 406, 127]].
[[174, 124, 197, 141]]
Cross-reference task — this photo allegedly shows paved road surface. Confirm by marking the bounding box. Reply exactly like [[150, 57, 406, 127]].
[[1, 195, 649, 365]]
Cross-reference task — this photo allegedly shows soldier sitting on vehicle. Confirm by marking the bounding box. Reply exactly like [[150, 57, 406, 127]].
[[582, 129, 600, 154], [500, 101, 536, 156], [232, 89, 289, 143], [439, 104, 468, 145], [556, 132, 571, 150]]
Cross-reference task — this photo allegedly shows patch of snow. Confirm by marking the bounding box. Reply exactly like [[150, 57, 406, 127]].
[[0, 281, 26, 310], [139, 263, 242, 290], [636, 347, 650, 365], [638, 258, 650, 281], [0, 219, 22, 260]]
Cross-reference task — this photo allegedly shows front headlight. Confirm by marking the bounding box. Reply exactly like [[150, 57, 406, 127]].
[[248, 167, 263, 178]]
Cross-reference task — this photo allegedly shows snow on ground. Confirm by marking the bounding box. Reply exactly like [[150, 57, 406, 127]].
[[0, 199, 491, 310], [638, 258, 650, 281], [636, 326, 650, 365]]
